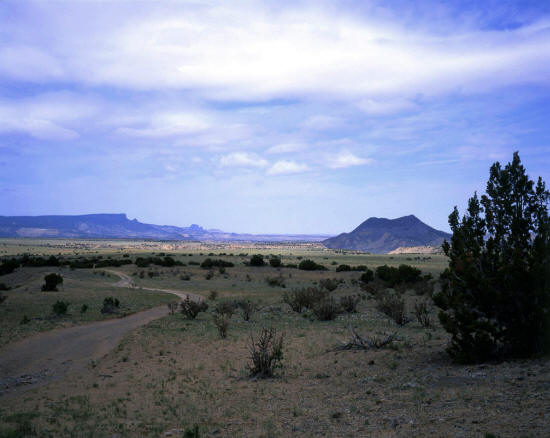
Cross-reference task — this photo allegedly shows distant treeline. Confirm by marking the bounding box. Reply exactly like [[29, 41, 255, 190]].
[[0, 254, 186, 275]]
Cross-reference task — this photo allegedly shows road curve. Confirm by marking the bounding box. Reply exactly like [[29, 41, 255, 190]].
[[0, 270, 201, 396]]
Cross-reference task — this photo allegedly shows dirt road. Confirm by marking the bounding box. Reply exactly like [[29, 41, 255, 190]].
[[0, 270, 201, 396]]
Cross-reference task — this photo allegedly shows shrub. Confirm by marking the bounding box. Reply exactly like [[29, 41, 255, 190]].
[[375, 265, 421, 286], [180, 297, 208, 319], [180, 274, 191, 281], [298, 259, 326, 271], [200, 258, 234, 269], [212, 313, 230, 339], [80, 304, 88, 314], [20, 315, 30, 324], [214, 300, 234, 318], [414, 300, 432, 328], [336, 264, 351, 272], [319, 278, 340, 292], [340, 295, 360, 313], [183, 424, 200, 438], [247, 327, 284, 378], [52, 300, 69, 316], [269, 257, 282, 267], [265, 275, 285, 287], [376, 292, 410, 326], [434, 152, 550, 362], [205, 270, 214, 280], [282, 287, 328, 313], [313, 297, 340, 321], [359, 269, 374, 284], [0, 282, 10, 291], [284, 263, 298, 269], [249, 254, 265, 267], [352, 265, 368, 272], [208, 290, 218, 300], [42, 273, 63, 291], [101, 297, 120, 314], [0, 292, 6, 304], [235, 299, 255, 321]]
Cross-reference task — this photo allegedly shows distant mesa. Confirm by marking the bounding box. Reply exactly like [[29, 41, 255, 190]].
[[322, 215, 451, 254], [0, 214, 330, 242]]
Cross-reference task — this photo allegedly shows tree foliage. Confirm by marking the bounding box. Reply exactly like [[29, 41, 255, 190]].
[[434, 152, 550, 362]]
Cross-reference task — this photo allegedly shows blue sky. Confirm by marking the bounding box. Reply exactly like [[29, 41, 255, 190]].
[[1, 0, 549, 234]]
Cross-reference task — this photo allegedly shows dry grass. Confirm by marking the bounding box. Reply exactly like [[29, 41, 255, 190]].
[[0, 241, 548, 437]]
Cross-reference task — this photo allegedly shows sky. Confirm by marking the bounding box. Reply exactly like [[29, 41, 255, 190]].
[[1, 0, 550, 234]]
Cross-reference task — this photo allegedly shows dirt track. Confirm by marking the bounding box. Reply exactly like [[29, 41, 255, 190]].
[[0, 270, 201, 396]]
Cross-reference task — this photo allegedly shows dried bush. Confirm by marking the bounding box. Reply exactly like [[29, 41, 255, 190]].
[[214, 300, 235, 318], [167, 302, 178, 315], [180, 297, 208, 319], [340, 295, 360, 313], [235, 298, 255, 321], [319, 278, 340, 292], [212, 313, 230, 339], [376, 292, 410, 326], [313, 297, 340, 321], [208, 290, 218, 300], [265, 275, 285, 288], [248, 327, 284, 378], [101, 297, 120, 314], [414, 300, 432, 328], [282, 287, 328, 313]]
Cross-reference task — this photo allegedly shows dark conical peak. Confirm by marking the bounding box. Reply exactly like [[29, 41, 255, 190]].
[[355, 215, 421, 231]]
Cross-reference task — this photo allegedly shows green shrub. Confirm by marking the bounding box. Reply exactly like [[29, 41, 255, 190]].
[[269, 257, 282, 267], [52, 300, 69, 316], [336, 264, 351, 272], [183, 424, 200, 438], [80, 304, 88, 314], [41, 273, 63, 291], [375, 264, 421, 286], [359, 269, 374, 284], [434, 152, 550, 362], [200, 258, 234, 269], [249, 254, 265, 267], [298, 259, 327, 271], [101, 297, 120, 314]]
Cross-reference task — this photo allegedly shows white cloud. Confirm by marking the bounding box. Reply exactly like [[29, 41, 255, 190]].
[[357, 98, 418, 115], [267, 160, 310, 175], [326, 151, 373, 169], [2, 3, 549, 101], [219, 152, 268, 168], [266, 142, 306, 154], [117, 112, 209, 138], [302, 115, 343, 130]]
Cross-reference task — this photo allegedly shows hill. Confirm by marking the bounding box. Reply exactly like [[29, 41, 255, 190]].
[[322, 215, 451, 253], [0, 214, 330, 242]]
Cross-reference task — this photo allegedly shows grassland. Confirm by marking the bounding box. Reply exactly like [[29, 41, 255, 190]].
[[0, 239, 548, 438]]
